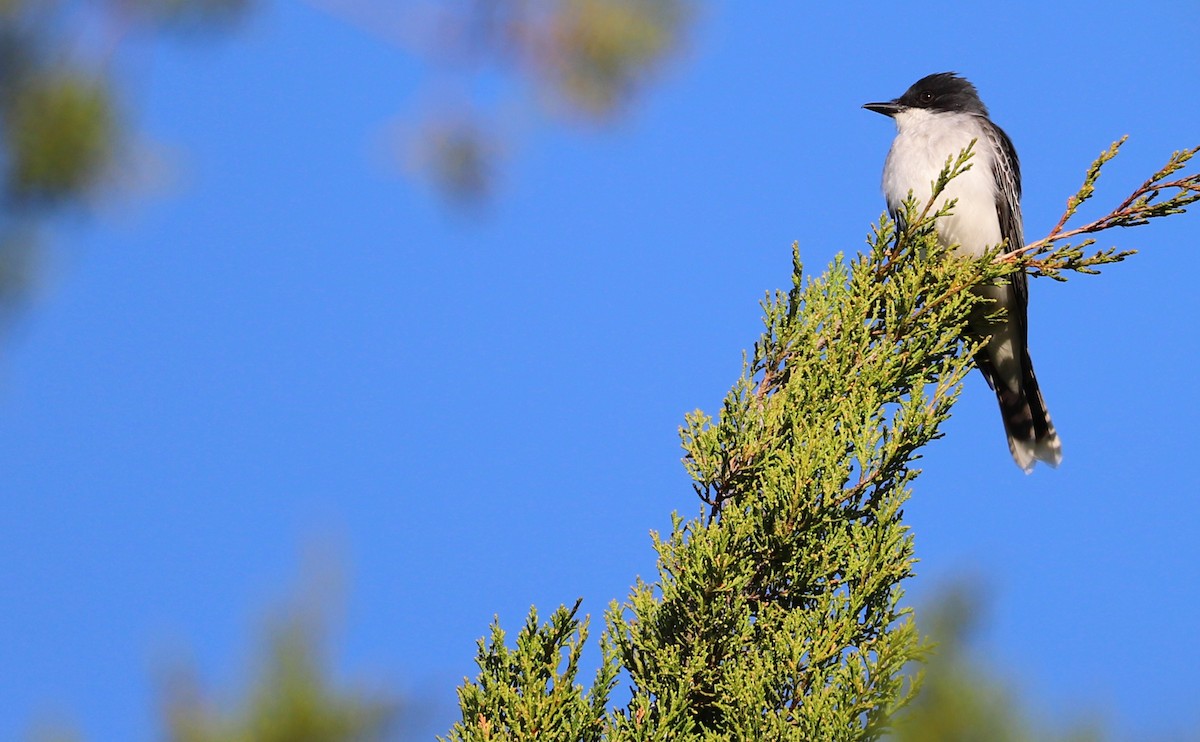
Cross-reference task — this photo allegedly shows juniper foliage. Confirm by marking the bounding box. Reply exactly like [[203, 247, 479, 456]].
[[444, 140, 1200, 741]]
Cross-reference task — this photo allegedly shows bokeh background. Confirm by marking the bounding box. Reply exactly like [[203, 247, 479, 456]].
[[1, 1, 1198, 739]]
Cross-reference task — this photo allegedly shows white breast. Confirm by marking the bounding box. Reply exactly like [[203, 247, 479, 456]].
[[882, 109, 1001, 256]]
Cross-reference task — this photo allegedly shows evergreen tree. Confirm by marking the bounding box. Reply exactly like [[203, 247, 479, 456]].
[[444, 140, 1200, 741]]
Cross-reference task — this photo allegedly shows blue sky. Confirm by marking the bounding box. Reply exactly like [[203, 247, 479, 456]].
[[2, 1, 1198, 739]]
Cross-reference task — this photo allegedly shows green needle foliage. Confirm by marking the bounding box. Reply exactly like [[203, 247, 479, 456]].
[[448, 600, 619, 742], [445, 139, 1200, 741]]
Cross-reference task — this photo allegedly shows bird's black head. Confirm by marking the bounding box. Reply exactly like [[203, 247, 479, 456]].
[[863, 72, 988, 118]]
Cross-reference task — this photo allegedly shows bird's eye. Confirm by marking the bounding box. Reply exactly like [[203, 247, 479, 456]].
[[919, 90, 935, 104]]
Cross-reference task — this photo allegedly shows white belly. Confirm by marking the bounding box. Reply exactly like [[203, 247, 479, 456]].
[[882, 110, 1001, 255]]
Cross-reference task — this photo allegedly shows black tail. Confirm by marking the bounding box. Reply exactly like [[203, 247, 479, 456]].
[[980, 348, 1061, 473]]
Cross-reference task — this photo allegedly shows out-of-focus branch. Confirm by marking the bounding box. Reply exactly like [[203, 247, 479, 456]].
[[305, 0, 695, 202], [0, 0, 252, 323]]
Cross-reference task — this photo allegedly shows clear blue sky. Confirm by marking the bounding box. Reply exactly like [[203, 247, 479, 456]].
[[2, 1, 1198, 739]]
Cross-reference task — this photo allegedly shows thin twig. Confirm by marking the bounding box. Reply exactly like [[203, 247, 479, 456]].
[[1028, 143, 1199, 253]]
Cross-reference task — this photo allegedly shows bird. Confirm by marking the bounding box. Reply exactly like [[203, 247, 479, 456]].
[[863, 72, 1061, 472]]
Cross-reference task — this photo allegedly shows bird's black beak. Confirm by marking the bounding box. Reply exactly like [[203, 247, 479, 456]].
[[862, 100, 902, 118]]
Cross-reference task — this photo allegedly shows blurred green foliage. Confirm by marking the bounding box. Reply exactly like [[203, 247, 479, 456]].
[[541, 0, 690, 118], [164, 619, 394, 742], [398, 0, 694, 199], [0, 0, 249, 204], [0, 0, 250, 315], [4, 71, 114, 203], [0, 0, 691, 312], [892, 585, 1104, 742]]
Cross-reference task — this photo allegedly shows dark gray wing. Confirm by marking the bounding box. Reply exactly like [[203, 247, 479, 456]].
[[984, 117, 1028, 343]]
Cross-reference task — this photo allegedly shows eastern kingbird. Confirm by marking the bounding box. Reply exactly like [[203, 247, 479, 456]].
[[864, 72, 1061, 472]]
